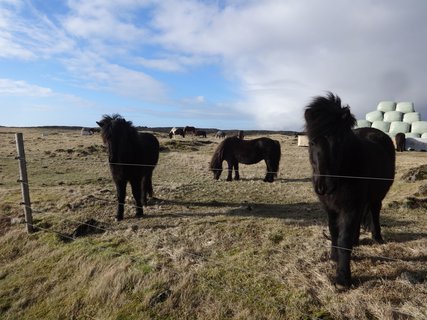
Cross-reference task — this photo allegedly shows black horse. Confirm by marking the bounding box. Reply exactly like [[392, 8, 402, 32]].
[[195, 130, 207, 138], [210, 136, 281, 182], [304, 93, 395, 289], [97, 114, 160, 221], [395, 132, 406, 152]]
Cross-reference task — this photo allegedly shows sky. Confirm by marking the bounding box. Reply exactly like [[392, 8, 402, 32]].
[[1, 0, 427, 131]]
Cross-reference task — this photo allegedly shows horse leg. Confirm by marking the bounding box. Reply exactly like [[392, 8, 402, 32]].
[[264, 159, 274, 182], [233, 161, 240, 180], [115, 180, 127, 221], [370, 201, 384, 244], [335, 213, 359, 289], [327, 209, 339, 261], [142, 171, 154, 205], [130, 178, 144, 218], [226, 160, 233, 181]]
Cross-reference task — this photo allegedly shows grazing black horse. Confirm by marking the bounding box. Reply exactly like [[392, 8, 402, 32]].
[[195, 130, 207, 138], [210, 136, 281, 182], [96, 114, 160, 221], [395, 132, 406, 152], [184, 126, 196, 135], [304, 93, 395, 289]]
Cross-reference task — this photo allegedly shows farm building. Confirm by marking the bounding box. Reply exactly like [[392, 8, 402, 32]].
[[356, 101, 427, 151]]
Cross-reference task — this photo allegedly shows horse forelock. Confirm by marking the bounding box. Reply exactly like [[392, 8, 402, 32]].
[[99, 114, 137, 144], [304, 92, 356, 139]]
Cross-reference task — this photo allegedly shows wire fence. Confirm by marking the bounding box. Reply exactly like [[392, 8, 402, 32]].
[[2, 132, 426, 318]]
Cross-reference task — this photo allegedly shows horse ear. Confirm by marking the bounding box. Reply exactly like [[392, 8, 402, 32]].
[[96, 121, 102, 127]]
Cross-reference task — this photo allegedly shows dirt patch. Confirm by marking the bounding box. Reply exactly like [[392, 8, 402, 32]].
[[388, 196, 427, 209], [401, 164, 427, 182]]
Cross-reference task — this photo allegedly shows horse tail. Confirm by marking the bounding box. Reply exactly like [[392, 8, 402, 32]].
[[271, 140, 281, 177], [210, 140, 225, 171]]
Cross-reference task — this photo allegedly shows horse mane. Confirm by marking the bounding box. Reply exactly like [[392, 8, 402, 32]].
[[210, 138, 228, 170], [98, 114, 138, 143], [304, 92, 356, 139]]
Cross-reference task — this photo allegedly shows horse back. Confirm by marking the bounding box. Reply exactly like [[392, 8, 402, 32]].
[[353, 127, 395, 192], [137, 132, 160, 166]]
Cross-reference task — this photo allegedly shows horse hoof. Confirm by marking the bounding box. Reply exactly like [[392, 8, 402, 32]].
[[334, 282, 350, 292], [334, 278, 351, 291], [115, 217, 123, 222], [373, 237, 385, 244]]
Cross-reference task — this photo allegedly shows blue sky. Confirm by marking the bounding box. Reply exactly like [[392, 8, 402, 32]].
[[1, 0, 427, 130]]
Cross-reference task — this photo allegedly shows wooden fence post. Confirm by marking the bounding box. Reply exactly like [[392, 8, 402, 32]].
[[15, 133, 33, 234]]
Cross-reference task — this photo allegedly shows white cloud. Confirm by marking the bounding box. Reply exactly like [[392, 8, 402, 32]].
[[2, 0, 427, 129], [63, 51, 167, 102], [148, 0, 427, 129], [0, 78, 53, 96]]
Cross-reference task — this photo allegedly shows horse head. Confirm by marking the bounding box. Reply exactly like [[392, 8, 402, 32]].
[[309, 135, 342, 195]]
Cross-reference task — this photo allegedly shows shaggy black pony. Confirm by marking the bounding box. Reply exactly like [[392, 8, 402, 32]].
[[304, 93, 395, 289], [210, 136, 281, 182], [395, 132, 406, 152], [97, 114, 159, 221]]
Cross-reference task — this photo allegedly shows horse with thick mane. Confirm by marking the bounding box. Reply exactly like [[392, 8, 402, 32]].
[[210, 136, 281, 182], [304, 93, 395, 289], [96, 114, 159, 221]]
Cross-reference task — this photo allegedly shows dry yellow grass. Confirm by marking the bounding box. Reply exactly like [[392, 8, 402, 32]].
[[0, 127, 426, 319]]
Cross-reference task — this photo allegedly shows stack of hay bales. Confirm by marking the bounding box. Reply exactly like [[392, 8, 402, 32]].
[[356, 101, 427, 139]]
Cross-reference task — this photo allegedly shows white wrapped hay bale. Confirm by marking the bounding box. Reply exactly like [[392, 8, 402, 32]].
[[297, 135, 309, 147], [389, 121, 410, 134], [371, 121, 390, 133], [356, 119, 371, 128], [366, 110, 383, 122], [422, 133, 427, 139], [377, 101, 396, 112], [405, 132, 421, 138], [411, 121, 427, 134], [403, 112, 421, 124], [384, 111, 403, 122], [396, 102, 415, 113]]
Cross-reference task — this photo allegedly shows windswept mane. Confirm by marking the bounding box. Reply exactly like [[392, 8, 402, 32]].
[[210, 138, 227, 170], [304, 92, 356, 139], [98, 114, 137, 143]]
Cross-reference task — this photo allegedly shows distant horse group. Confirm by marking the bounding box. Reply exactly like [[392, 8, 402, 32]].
[[169, 126, 206, 138], [98, 91, 396, 290]]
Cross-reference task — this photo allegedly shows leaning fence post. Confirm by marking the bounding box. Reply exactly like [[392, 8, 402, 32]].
[[15, 133, 33, 233]]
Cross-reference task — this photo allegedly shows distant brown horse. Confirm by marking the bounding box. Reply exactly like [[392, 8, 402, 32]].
[[210, 136, 281, 182], [395, 133, 406, 152], [184, 126, 196, 135]]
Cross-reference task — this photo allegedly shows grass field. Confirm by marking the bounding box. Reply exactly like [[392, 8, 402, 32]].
[[0, 127, 426, 319]]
